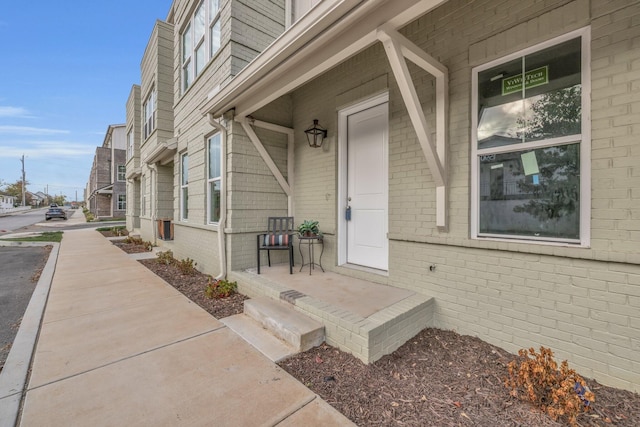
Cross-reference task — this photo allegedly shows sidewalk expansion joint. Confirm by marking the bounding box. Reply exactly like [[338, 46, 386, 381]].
[[26, 327, 226, 392], [269, 394, 317, 426]]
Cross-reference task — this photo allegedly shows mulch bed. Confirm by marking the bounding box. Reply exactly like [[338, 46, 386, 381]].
[[279, 330, 640, 426], [109, 236, 640, 426], [98, 230, 129, 238], [111, 241, 150, 254], [138, 258, 248, 319]]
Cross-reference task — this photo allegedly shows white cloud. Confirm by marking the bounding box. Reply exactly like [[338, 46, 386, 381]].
[[0, 106, 32, 118], [0, 125, 69, 135], [0, 141, 95, 158]]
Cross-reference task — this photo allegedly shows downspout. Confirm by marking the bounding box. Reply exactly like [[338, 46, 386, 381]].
[[208, 113, 228, 280], [147, 163, 158, 243]]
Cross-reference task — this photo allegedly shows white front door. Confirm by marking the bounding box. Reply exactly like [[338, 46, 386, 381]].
[[341, 100, 389, 271]]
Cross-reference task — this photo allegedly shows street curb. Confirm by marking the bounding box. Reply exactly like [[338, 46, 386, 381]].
[[0, 242, 59, 427]]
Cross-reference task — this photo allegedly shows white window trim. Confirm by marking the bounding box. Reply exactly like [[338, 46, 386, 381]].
[[286, 0, 320, 27], [207, 133, 221, 224], [117, 165, 126, 182], [143, 88, 156, 140], [117, 194, 126, 210], [470, 27, 591, 247], [127, 129, 134, 161], [181, 0, 222, 93], [180, 153, 189, 221]]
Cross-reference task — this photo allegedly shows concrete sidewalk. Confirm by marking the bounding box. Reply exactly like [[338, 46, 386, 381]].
[[13, 228, 354, 426]]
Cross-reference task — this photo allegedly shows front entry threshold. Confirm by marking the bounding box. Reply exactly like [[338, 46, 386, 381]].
[[338, 263, 389, 277], [228, 265, 434, 363]]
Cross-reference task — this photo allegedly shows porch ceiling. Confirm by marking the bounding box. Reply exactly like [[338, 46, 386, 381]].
[[199, 0, 449, 119]]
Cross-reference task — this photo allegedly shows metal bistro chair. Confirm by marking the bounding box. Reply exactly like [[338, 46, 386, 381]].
[[257, 217, 295, 274]]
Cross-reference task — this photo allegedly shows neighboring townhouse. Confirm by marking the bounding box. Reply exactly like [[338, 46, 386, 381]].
[[127, 0, 640, 392], [31, 191, 48, 207], [86, 124, 127, 218], [127, 0, 287, 269], [126, 19, 176, 244]]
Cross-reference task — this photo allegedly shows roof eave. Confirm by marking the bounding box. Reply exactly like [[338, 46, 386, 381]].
[[199, 0, 448, 119]]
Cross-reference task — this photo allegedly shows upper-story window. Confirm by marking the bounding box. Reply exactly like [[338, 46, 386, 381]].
[[143, 88, 156, 140], [286, 0, 321, 27], [127, 129, 134, 161], [182, 0, 221, 92], [117, 165, 126, 182], [471, 28, 590, 245]]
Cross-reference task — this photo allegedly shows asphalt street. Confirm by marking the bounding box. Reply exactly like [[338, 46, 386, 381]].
[[0, 208, 49, 234], [0, 209, 116, 236], [0, 246, 49, 372]]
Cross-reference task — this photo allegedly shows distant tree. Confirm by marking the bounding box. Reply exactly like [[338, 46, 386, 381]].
[[0, 180, 31, 205], [51, 195, 66, 206]]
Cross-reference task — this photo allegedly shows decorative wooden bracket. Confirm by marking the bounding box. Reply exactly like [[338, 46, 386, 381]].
[[238, 117, 295, 215], [377, 25, 448, 229]]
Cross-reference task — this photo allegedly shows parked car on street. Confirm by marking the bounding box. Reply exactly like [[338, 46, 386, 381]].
[[45, 207, 67, 221]]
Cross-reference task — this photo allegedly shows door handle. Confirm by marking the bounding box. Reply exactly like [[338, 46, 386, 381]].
[[345, 206, 351, 221]]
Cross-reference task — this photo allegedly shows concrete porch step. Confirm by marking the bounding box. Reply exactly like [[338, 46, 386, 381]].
[[221, 314, 298, 362], [244, 298, 325, 352]]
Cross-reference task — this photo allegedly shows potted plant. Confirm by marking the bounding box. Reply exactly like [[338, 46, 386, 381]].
[[297, 219, 321, 237]]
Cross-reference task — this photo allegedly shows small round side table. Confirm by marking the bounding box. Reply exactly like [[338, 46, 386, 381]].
[[298, 235, 324, 275]]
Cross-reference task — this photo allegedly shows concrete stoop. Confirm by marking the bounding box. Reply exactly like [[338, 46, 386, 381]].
[[228, 268, 435, 364], [221, 298, 325, 362]]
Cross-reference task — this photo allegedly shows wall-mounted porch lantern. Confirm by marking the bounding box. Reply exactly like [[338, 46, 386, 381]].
[[304, 119, 327, 148]]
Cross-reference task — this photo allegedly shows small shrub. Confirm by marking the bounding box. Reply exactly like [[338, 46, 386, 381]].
[[176, 257, 197, 275], [204, 278, 238, 299], [156, 250, 174, 265], [97, 226, 127, 236], [124, 236, 143, 245], [505, 346, 594, 426]]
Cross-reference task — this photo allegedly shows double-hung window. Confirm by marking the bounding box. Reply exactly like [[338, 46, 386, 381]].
[[117, 194, 126, 211], [286, 0, 321, 27], [180, 153, 189, 221], [471, 28, 590, 245], [208, 133, 221, 223], [117, 165, 126, 181], [127, 129, 134, 160], [182, 0, 221, 92], [141, 176, 146, 217], [143, 88, 156, 140]]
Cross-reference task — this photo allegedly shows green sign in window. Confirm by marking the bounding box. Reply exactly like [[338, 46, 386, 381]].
[[502, 66, 548, 95]]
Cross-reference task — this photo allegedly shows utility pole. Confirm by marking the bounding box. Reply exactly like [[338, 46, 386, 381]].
[[20, 154, 26, 207]]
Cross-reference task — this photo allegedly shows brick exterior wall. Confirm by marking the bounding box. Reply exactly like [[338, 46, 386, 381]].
[[87, 145, 126, 218]]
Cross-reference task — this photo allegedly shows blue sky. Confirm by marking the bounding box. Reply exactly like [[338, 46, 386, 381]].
[[0, 1, 172, 201]]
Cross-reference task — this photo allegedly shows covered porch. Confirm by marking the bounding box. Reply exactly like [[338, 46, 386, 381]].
[[228, 264, 434, 363], [199, 0, 449, 362]]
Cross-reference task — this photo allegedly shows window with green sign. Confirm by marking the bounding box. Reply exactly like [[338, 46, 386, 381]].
[[471, 28, 589, 244]]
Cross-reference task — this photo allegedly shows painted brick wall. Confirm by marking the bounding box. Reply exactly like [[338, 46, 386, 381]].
[[225, 99, 292, 270], [173, 223, 221, 275]]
